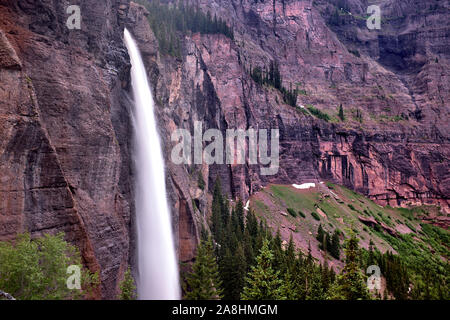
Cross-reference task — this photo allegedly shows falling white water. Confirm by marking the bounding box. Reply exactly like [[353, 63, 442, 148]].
[[124, 29, 180, 300]]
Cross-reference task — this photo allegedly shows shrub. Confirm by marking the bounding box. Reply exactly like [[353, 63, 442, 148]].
[[311, 211, 321, 221], [197, 172, 205, 190], [118, 267, 137, 300], [287, 208, 297, 217], [298, 210, 306, 218], [348, 204, 356, 211], [307, 105, 330, 122], [349, 49, 360, 57], [0, 233, 98, 300]]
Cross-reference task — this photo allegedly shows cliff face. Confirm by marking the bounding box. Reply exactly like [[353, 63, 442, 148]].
[[129, 0, 448, 215], [0, 0, 133, 298], [176, 0, 450, 212], [124, 0, 448, 268], [0, 0, 448, 299]]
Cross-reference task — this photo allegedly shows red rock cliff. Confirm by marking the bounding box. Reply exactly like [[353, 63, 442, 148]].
[[0, 0, 133, 299], [0, 0, 448, 299]]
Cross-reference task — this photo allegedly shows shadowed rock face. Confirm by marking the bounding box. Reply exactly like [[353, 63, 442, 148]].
[[0, 0, 448, 298], [0, 0, 133, 298]]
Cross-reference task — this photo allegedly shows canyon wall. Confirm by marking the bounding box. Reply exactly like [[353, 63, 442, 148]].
[[170, 0, 449, 209], [0, 0, 133, 298], [125, 0, 448, 219], [0, 0, 448, 298], [126, 0, 449, 270]]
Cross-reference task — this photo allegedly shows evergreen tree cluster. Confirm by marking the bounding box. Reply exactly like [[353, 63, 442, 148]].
[[184, 237, 223, 300], [306, 105, 331, 122], [183, 177, 374, 301], [379, 252, 409, 300], [241, 239, 285, 300], [136, 0, 234, 58], [249, 61, 298, 107], [210, 178, 261, 299], [361, 243, 412, 300], [250, 61, 282, 89], [316, 224, 341, 260], [328, 233, 370, 300], [183, 178, 450, 300]]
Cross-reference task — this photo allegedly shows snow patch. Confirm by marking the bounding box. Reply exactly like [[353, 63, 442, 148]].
[[292, 183, 316, 189]]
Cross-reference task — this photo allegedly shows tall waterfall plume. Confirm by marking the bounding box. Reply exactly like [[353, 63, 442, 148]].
[[124, 28, 180, 300]]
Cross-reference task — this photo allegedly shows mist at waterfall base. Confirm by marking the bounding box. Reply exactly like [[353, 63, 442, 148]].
[[124, 29, 180, 300]]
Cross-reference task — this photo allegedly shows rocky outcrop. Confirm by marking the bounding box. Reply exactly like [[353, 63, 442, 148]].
[[0, 289, 16, 300], [317, 128, 449, 210], [358, 215, 398, 237]]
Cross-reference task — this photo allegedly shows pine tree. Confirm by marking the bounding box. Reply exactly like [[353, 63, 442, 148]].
[[274, 62, 282, 90], [219, 244, 247, 299], [308, 266, 326, 299], [368, 239, 375, 265], [241, 239, 286, 300], [246, 211, 259, 245], [211, 177, 225, 244], [200, 223, 209, 241], [235, 200, 245, 233], [320, 257, 332, 295], [271, 229, 284, 271], [325, 233, 332, 253], [338, 104, 345, 121], [328, 233, 370, 300], [281, 266, 298, 300], [316, 224, 325, 246], [330, 230, 340, 260], [306, 241, 313, 267], [184, 238, 223, 300], [285, 234, 296, 270], [281, 235, 299, 299], [243, 228, 255, 269]]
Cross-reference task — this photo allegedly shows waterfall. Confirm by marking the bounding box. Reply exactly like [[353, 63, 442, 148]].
[[124, 29, 180, 300]]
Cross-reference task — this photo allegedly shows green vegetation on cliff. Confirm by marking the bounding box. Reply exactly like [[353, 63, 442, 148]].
[[249, 61, 298, 108], [0, 233, 98, 300], [118, 267, 137, 300], [136, 0, 234, 58], [184, 178, 422, 300], [248, 183, 449, 300]]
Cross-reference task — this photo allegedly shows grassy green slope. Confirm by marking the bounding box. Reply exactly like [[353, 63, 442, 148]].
[[250, 182, 449, 294]]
